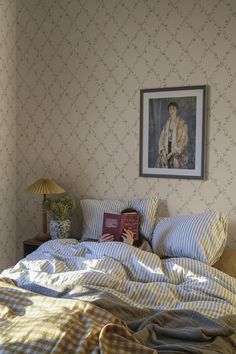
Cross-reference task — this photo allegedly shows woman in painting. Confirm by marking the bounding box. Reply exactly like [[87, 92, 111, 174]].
[[156, 101, 188, 169]]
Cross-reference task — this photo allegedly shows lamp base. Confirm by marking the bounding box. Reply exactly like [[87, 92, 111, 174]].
[[36, 232, 51, 242]]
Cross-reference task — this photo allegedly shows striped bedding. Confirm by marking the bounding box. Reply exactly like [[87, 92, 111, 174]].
[[151, 212, 228, 264], [1, 239, 236, 319], [0, 278, 155, 354]]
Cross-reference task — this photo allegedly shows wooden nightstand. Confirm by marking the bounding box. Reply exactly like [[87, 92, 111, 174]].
[[23, 237, 49, 257]]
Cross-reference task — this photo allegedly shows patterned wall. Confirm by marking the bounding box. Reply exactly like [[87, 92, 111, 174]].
[[16, 0, 236, 260], [0, 0, 16, 270]]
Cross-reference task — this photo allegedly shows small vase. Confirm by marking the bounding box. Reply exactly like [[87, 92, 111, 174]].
[[50, 219, 71, 239]]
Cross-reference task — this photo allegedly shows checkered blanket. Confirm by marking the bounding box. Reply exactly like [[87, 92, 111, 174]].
[[0, 278, 155, 353]]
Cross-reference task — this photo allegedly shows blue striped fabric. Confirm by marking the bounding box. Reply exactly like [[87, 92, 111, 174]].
[[151, 212, 228, 265], [80, 197, 159, 241], [2, 239, 235, 319], [128, 197, 158, 241], [80, 199, 128, 241]]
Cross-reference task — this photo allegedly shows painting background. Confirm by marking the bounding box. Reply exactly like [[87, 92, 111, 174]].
[[148, 96, 197, 169]]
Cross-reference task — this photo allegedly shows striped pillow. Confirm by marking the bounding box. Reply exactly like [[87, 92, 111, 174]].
[[151, 212, 228, 265], [128, 198, 159, 241], [80, 197, 158, 241]]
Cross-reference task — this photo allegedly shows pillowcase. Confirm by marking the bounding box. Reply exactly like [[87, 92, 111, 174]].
[[151, 212, 228, 265], [128, 198, 159, 240], [80, 196, 158, 241], [80, 199, 128, 241]]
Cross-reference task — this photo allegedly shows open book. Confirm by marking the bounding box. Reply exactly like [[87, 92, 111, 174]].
[[102, 212, 139, 241]]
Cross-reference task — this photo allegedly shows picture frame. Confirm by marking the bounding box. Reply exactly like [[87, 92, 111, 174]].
[[140, 85, 206, 179]]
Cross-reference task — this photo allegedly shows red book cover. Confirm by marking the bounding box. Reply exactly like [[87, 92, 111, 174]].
[[121, 213, 139, 240], [102, 212, 139, 241]]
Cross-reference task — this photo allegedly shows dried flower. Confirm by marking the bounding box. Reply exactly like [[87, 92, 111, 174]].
[[42, 196, 76, 221]]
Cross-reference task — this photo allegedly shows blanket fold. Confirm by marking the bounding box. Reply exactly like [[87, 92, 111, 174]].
[[0, 278, 155, 354], [127, 309, 236, 354], [1, 239, 236, 353]]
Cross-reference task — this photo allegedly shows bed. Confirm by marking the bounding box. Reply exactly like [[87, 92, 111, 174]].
[[0, 197, 236, 353]]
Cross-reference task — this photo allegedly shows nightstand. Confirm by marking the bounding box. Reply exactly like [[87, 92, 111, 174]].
[[23, 237, 49, 257]]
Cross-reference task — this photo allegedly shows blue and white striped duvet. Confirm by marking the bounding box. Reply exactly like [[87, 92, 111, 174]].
[[1, 239, 235, 319]]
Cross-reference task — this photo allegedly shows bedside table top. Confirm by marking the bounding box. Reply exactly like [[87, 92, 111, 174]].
[[23, 237, 50, 246]]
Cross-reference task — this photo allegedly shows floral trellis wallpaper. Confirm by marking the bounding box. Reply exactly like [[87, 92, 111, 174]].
[[0, 0, 16, 270], [1, 0, 236, 268]]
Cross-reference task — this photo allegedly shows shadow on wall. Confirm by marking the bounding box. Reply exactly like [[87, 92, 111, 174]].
[[157, 199, 169, 218]]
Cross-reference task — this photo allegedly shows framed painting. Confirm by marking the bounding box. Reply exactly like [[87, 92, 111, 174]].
[[139, 85, 206, 179]]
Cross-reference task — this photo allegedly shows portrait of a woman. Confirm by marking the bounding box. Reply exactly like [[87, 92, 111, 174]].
[[141, 86, 206, 179], [156, 101, 188, 169]]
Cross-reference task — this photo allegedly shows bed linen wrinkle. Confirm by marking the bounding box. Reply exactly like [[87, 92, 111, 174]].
[[1, 279, 149, 354], [165, 257, 235, 295], [126, 310, 236, 354], [89, 296, 236, 353], [1, 239, 236, 320]]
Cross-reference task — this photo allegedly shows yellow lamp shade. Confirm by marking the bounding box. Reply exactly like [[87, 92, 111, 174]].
[[25, 178, 65, 195], [25, 178, 65, 242]]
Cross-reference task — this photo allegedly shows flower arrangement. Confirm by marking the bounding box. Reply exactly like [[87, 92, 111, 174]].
[[42, 196, 76, 221]]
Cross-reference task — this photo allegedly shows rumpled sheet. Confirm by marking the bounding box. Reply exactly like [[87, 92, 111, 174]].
[[2, 239, 235, 319], [0, 278, 155, 354], [89, 291, 236, 353], [1, 239, 236, 353], [128, 309, 236, 353]]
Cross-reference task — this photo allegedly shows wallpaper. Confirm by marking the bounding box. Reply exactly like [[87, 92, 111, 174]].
[[15, 0, 236, 261], [0, 0, 16, 270]]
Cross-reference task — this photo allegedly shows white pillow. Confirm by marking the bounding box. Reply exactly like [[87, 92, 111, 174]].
[[80, 197, 158, 241], [151, 212, 228, 265]]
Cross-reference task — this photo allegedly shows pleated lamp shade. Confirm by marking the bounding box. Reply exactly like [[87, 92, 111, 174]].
[[25, 178, 65, 241], [25, 178, 65, 195]]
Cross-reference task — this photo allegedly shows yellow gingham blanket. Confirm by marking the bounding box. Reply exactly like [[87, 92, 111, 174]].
[[0, 278, 155, 354]]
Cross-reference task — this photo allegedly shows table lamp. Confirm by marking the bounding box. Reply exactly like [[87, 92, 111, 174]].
[[25, 178, 65, 241]]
